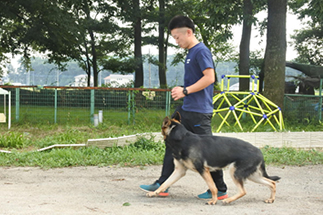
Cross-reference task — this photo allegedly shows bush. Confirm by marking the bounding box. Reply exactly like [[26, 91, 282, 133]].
[[0, 131, 30, 149]]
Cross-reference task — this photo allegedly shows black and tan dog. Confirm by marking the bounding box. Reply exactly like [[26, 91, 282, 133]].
[[146, 112, 280, 205]]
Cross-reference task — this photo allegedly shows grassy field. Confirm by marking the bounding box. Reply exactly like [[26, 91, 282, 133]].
[[1, 110, 323, 168]]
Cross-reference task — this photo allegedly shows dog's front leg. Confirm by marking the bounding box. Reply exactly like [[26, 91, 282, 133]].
[[147, 160, 187, 197], [201, 168, 218, 205]]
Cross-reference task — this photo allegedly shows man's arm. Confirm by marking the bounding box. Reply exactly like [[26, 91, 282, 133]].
[[171, 68, 215, 101]]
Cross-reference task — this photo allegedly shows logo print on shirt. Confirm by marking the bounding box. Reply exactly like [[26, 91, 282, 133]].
[[186, 59, 190, 64]]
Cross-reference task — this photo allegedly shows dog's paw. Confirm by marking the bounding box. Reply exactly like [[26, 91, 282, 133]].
[[206, 199, 217, 205], [222, 199, 231, 205], [146, 192, 157, 197], [264, 198, 275, 203]]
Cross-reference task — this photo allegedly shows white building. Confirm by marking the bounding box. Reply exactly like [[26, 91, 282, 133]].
[[73, 74, 94, 87], [104, 74, 134, 87]]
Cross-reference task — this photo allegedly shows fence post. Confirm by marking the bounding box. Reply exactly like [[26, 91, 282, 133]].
[[127, 86, 135, 125], [90, 89, 95, 124], [319, 78, 322, 121], [54, 88, 57, 123], [15, 88, 19, 122], [128, 89, 131, 124], [132, 90, 135, 124], [165, 91, 171, 116], [8, 91, 11, 129]]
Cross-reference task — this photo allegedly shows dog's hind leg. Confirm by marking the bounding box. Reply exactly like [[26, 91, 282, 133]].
[[222, 165, 246, 204], [248, 173, 277, 203], [200, 167, 218, 205], [147, 159, 187, 197]]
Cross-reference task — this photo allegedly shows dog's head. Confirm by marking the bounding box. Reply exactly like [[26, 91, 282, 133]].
[[161, 111, 181, 140]]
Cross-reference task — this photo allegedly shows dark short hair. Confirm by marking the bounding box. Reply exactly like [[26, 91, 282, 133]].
[[168, 15, 195, 33]]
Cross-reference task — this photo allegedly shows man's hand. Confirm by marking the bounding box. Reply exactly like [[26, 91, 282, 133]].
[[171, 86, 185, 101]]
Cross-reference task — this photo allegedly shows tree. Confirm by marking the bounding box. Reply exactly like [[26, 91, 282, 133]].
[[133, 0, 144, 87], [158, 0, 167, 88], [0, 0, 80, 74], [0, 0, 133, 87], [239, 0, 253, 91], [112, 0, 148, 87], [289, 0, 323, 66], [62, 0, 131, 87], [141, 0, 181, 88], [263, 0, 287, 109], [238, 0, 266, 91], [167, 0, 241, 83]]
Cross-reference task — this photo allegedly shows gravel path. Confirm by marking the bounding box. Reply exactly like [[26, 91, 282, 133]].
[[0, 165, 322, 215]]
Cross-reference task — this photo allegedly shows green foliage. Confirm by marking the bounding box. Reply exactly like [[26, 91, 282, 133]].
[[289, 0, 323, 65], [0, 131, 30, 149], [1, 136, 322, 168], [0, 137, 165, 168], [1, 111, 323, 168], [100, 57, 137, 75], [262, 146, 323, 166], [33, 128, 87, 149], [132, 136, 165, 152]]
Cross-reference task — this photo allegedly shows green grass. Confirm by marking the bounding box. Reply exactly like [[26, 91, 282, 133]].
[[0, 131, 31, 148], [0, 136, 166, 168], [7, 105, 172, 126], [1, 111, 323, 168], [1, 140, 322, 168], [11, 105, 131, 125], [262, 146, 323, 166]]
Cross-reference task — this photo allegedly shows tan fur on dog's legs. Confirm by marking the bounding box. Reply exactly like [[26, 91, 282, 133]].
[[251, 177, 276, 203], [222, 165, 246, 204], [263, 177, 276, 203], [147, 160, 187, 197], [248, 171, 277, 203], [201, 168, 218, 205]]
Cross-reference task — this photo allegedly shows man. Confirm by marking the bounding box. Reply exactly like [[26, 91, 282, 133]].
[[140, 15, 228, 200]]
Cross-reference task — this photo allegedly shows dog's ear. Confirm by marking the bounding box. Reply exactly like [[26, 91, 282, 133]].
[[162, 116, 171, 128], [161, 116, 171, 139], [173, 111, 181, 122]]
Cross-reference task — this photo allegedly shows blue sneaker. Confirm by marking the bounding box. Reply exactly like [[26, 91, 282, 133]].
[[198, 190, 228, 200], [140, 182, 169, 197]]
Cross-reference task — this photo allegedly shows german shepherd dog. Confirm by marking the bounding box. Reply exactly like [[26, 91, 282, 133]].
[[147, 112, 280, 205]]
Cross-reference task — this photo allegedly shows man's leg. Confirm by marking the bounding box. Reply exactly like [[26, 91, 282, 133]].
[[157, 145, 174, 184], [139, 144, 173, 196], [210, 170, 227, 199], [139, 108, 181, 195]]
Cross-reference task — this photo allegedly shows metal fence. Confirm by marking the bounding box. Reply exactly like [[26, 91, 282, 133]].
[[0, 86, 182, 126], [0, 86, 322, 127], [284, 93, 322, 121]]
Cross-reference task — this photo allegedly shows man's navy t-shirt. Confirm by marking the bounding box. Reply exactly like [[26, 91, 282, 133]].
[[183, 42, 214, 114]]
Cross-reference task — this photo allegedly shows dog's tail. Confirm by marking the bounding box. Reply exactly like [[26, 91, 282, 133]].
[[261, 162, 281, 181]]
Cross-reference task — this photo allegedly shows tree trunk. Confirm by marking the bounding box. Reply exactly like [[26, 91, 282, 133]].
[[133, 0, 143, 88], [158, 0, 167, 88], [263, 0, 287, 109], [83, 40, 91, 87], [239, 0, 253, 91], [89, 29, 97, 87], [84, 1, 96, 87]]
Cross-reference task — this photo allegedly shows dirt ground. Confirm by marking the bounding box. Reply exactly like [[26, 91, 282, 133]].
[[0, 165, 322, 215]]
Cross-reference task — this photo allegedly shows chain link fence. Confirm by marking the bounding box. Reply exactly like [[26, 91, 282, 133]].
[[284, 94, 322, 122], [0, 86, 322, 127], [0, 86, 182, 126]]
